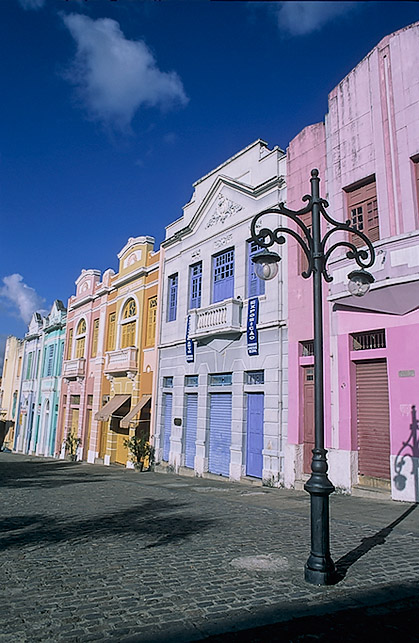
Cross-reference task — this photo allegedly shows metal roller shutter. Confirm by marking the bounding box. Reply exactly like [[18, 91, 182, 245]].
[[162, 393, 172, 462], [356, 359, 390, 479], [208, 393, 232, 477], [185, 394, 198, 469]]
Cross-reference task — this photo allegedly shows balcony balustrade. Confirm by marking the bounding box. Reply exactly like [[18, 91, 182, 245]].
[[104, 347, 138, 376], [189, 298, 243, 339], [62, 358, 86, 380]]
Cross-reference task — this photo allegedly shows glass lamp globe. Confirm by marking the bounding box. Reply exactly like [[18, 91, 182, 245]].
[[347, 270, 374, 297], [252, 250, 281, 281]]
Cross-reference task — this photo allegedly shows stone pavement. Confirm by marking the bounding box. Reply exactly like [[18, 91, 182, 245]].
[[0, 452, 418, 642]]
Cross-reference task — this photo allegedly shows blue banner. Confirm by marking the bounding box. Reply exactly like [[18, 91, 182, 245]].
[[186, 315, 194, 362], [247, 297, 259, 356]]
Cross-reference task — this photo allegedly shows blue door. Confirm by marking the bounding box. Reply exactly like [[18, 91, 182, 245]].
[[246, 393, 264, 478], [208, 393, 231, 476], [162, 393, 172, 461], [184, 394, 198, 468]]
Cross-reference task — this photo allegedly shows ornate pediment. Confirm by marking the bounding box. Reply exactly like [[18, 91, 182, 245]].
[[205, 193, 243, 229]]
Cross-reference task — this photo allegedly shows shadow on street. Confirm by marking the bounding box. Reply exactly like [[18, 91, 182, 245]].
[[334, 503, 418, 582], [0, 498, 215, 551], [0, 458, 109, 489]]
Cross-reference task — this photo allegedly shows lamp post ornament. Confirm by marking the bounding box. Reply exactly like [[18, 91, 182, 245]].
[[250, 169, 375, 585]]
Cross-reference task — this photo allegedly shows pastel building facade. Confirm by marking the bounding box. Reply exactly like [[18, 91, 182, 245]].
[[286, 22, 419, 501], [13, 301, 66, 457], [57, 268, 113, 462], [0, 335, 24, 449], [154, 140, 291, 486], [95, 237, 159, 467], [57, 236, 160, 466], [14, 313, 44, 454]]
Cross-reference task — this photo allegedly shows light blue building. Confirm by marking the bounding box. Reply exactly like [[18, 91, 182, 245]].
[[14, 301, 66, 457]]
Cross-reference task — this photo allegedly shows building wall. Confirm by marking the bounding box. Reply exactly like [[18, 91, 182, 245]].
[[287, 21, 419, 500], [0, 335, 24, 449], [99, 236, 159, 467], [155, 140, 291, 486]]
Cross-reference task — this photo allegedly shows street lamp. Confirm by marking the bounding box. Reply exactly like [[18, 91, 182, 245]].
[[250, 169, 375, 585]]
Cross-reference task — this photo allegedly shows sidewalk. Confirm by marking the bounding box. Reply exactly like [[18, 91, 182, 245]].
[[0, 452, 418, 642]]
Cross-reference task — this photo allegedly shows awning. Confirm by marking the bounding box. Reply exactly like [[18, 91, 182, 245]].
[[95, 394, 131, 421], [332, 280, 419, 316], [120, 395, 151, 429]]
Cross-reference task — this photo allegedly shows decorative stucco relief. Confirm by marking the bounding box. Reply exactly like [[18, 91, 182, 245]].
[[214, 233, 233, 249], [205, 193, 242, 229]]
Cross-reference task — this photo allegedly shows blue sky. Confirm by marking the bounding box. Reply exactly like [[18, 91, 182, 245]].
[[1, 0, 419, 364]]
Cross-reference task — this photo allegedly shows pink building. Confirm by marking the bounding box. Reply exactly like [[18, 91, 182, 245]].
[[56, 268, 115, 462], [286, 22, 419, 501]]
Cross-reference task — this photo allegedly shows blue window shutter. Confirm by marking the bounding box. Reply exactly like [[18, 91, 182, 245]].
[[168, 274, 178, 322], [189, 262, 202, 309], [212, 248, 234, 303], [248, 241, 265, 297]]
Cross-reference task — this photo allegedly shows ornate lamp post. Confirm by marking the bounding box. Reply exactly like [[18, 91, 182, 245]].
[[250, 169, 375, 585]]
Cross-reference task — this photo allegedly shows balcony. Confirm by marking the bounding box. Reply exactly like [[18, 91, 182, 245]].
[[189, 298, 243, 340], [104, 347, 138, 376], [62, 358, 86, 380]]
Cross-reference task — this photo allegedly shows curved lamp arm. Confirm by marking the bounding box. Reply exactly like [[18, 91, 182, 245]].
[[250, 204, 314, 278]]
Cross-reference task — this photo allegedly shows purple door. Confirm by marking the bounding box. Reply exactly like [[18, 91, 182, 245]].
[[246, 393, 264, 478]]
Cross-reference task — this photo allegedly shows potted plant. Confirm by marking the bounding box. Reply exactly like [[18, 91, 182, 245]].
[[65, 431, 82, 462], [124, 435, 155, 471]]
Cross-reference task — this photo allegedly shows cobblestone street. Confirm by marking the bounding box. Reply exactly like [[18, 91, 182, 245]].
[[1, 453, 419, 642]]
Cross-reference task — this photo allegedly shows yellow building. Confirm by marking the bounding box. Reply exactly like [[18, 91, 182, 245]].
[[95, 236, 160, 466], [0, 336, 24, 450]]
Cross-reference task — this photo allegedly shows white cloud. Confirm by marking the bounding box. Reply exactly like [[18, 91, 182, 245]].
[[61, 13, 188, 129], [0, 274, 47, 325], [275, 1, 360, 36], [17, 0, 46, 10]]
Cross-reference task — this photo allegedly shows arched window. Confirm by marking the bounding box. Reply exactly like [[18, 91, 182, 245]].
[[75, 318, 86, 359], [120, 298, 137, 348]]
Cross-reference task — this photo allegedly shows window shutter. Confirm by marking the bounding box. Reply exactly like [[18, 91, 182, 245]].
[[212, 249, 234, 303], [168, 275, 178, 322], [189, 263, 202, 309], [347, 179, 379, 246], [248, 241, 265, 297]]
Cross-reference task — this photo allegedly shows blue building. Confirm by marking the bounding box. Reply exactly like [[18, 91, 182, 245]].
[[14, 301, 66, 457]]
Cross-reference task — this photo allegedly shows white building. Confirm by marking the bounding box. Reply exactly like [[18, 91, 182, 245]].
[[154, 140, 293, 486]]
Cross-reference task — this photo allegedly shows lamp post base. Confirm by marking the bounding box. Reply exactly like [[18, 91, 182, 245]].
[[304, 448, 337, 585], [304, 558, 336, 586]]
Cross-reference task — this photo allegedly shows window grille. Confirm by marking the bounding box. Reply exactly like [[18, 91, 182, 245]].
[[246, 370, 264, 385], [209, 373, 232, 386], [185, 375, 198, 387], [352, 329, 386, 351], [300, 340, 314, 356], [163, 376, 174, 388]]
